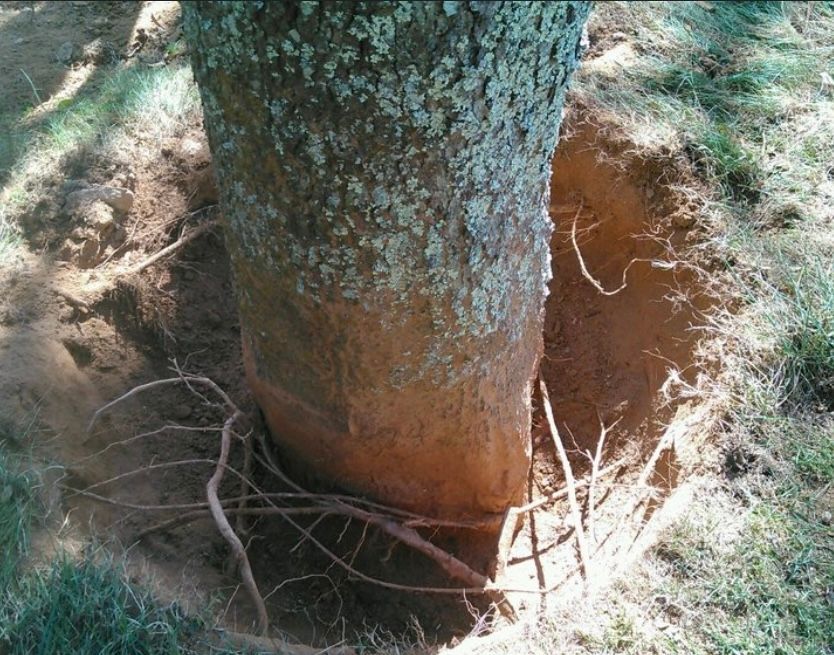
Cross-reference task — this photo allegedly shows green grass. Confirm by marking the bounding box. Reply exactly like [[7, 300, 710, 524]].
[[0, 63, 200, 214], [688, 124, 760, 201], [577, 1, 834, 208], [35, 63, 200, 147], [773, 259, 834, 410], [649, 474, 834, 655], [1, 552, 198, 655], [0, 443, 38, 588]]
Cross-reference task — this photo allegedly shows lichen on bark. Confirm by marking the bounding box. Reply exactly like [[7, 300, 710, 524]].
[[184, 1, 590, 520]]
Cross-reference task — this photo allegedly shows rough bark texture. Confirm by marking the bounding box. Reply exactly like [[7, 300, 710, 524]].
[[183, 1, 590, 523]]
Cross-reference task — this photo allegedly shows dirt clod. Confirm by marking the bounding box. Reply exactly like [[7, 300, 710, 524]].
[[65, 185, 135, 215], [55, 40, 79, 64]]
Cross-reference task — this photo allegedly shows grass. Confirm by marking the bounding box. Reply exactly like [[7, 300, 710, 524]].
[[0, 442, 38, 588], [773, 258, 834, 410], [1, 552, 195, 655], [576, 1, 834, 209], [648, 471, 834, 655], [0, 62, 200, 216]]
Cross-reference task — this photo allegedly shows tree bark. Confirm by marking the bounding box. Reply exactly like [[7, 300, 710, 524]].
[[183, 1, 590, 524]]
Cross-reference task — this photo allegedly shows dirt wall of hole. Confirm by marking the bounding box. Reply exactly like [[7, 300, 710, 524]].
[[535, 120, 706, 484]]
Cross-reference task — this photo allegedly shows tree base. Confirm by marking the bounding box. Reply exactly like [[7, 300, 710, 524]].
[[243, 334, 532, 527]]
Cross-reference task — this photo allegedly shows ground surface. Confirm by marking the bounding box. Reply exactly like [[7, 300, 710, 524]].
[[0, 2, 831, 655]]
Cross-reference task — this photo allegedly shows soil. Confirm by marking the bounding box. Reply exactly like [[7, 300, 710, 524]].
[[0, 2, 713, 652]]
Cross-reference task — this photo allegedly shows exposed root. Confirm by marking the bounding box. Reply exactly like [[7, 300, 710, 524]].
[[135, 506, 334, 541], [493, 507, 520, 584], [87, 371, 541, 636], [236, 430, 254, 536], [539, 379, 591, 587], [82, 361, 651, 641], [122, 218, 219, 277], [54, 289, 91, 314], [88, 374, 234, 432], [208, 410, 269, 635], [514, 457, 627, 514], [332, 502, 517, 621], [587, 416, 620, 543], [570, 204, 636, 296], [88, 374, 268, 632], [630, 405, 708, 517], [55, 218, 219, 308]]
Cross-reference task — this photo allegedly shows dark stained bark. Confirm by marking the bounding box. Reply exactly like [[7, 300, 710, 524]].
[[183, 1, 590, 524]]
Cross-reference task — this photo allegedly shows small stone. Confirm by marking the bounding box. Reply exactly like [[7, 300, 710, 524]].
[[174, 404, 192, 420], [56, 41, 79, 64], [77, 238, 101, 268], [65, 185, 134, 215], [83, 200, 116, 234]]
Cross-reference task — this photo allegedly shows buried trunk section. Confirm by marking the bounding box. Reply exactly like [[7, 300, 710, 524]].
[[242, 323, 539, 522]]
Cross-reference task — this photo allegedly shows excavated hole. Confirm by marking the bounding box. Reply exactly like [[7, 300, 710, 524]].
[[42, 121, 710, 650], [538, 122, 704, 485], [495, 121, 710, 614], [228, 122, 710, 645]]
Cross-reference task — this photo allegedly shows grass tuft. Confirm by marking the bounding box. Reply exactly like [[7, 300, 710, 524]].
[[1, 552, 200, 655], [0, 63, 200, 215], [687, 126, 760, 201], [774, 258, 834, 410], [0, 414, 42, 588]]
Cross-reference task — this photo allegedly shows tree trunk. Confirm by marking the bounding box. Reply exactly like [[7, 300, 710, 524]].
[[183, 1, 590, 524]]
